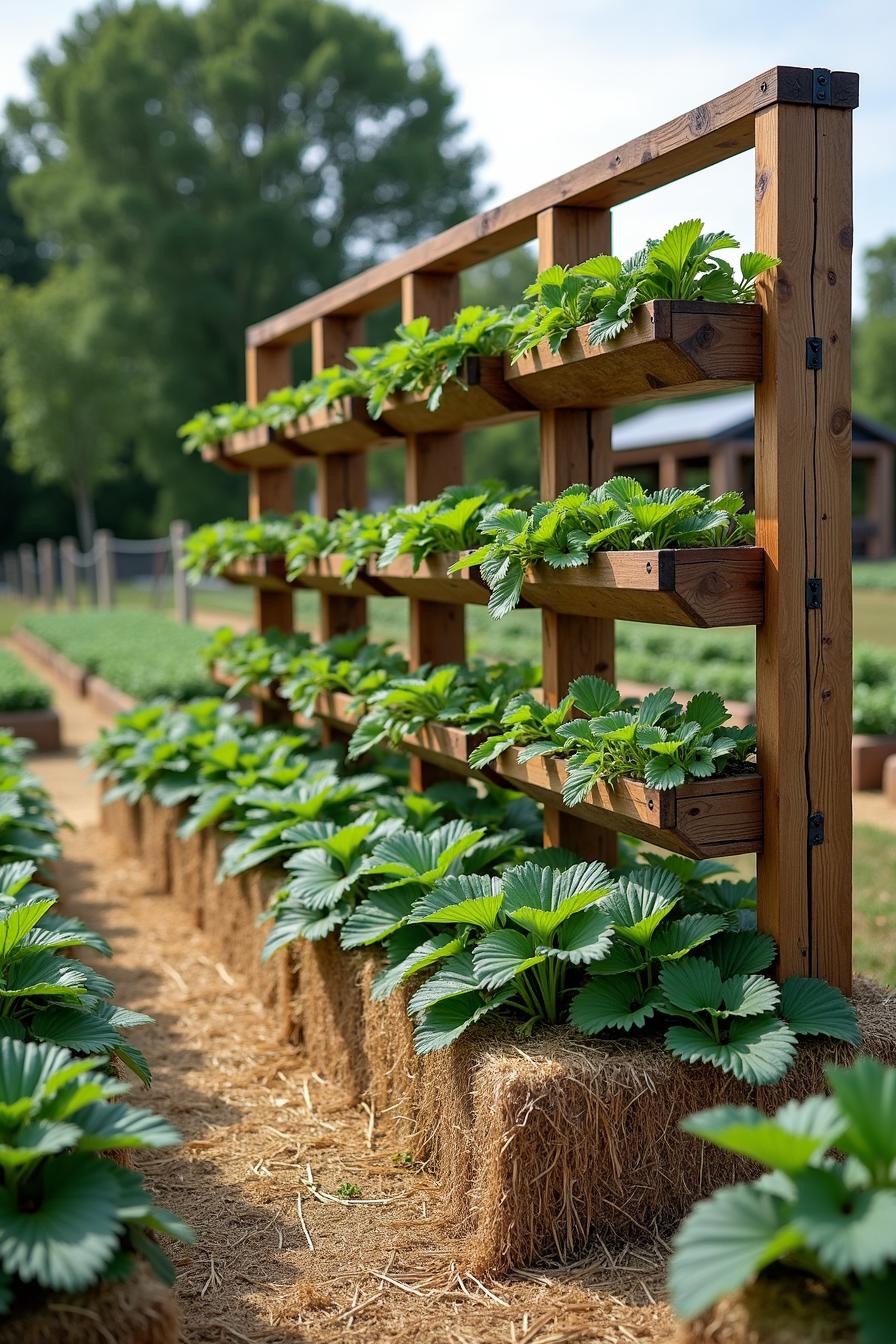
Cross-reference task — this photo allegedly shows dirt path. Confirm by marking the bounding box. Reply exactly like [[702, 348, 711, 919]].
[[18, 648, 673, 1343]]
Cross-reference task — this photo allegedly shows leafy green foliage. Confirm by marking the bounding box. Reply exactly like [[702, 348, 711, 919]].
[[22, 612, 215, 702], [515, 221, 778, 355], [455, 478, 754, 620], [179, 221, 773, 452], [0, 1039, 191, 1313], [472, 676, 756, 797], [0, 860, 152, 1086], [669, 1058, 896, 1342], [182, 515, 302, 582], [348, 660, 540, 760], [0, 651, 51, 714]]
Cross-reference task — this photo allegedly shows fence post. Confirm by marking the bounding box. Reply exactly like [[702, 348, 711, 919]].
[[3, 552, 18, 596], [169, 520, 193, 624], [18, 545, 37, 603], [95, 530, 116, 607], [60, 537, 79, 609], [37, 539, 56, 609]]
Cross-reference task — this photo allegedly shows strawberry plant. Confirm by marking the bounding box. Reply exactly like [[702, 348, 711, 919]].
[[182, 514, 302, 581], [455, 478, 754, 619], [0, 862, 153, 1086], [278, 631, 408, 719], [376, 482, 535, 571], [0, 1039, 192, 1314], [514, 220, 778, 356], [347, 660, 540, 760], [668, 1057, 896, 1341], [470, 676, 756, 798]]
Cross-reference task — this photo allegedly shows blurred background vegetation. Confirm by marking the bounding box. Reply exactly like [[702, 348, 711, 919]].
[[1, 0, 895, 549]]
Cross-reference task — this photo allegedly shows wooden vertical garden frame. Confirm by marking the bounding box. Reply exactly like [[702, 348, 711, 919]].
[[206, 66, 859, 992]]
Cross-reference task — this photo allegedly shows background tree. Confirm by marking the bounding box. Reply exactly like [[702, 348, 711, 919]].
[[3, 0, 484, 532], [0, 265, 140, 547]]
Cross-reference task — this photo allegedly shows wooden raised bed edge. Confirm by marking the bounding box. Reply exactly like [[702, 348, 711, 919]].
[[380, 355, 533, 434], [11, 626, 89, 696], [852, 734, 896, 791], [0, 708, 61, 752], [506, 300, 763, 409]]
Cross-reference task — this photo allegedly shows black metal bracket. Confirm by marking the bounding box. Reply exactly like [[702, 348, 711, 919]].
[[812, 69, 833, 105], [806, 577, 823, 609], [806, 337, 823, 369], [808, 811, 825, 846]]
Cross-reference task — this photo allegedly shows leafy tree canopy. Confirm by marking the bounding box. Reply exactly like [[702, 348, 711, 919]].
[[3, 0, 483, 529]]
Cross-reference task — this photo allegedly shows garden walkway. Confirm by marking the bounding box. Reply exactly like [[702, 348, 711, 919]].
[[14, 649, 672, 1343]]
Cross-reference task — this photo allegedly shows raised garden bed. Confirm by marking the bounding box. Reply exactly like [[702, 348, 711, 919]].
[[0, 707, 61, 752], [126, 797, 896, 1277], [294, 555, 384, 598], [281, 397, 392, 454], [373, 553, 491, 605], [86, 674, 137, 717], [205, 425, 298, 470], [11, 626, 88, 695], [505, 301, 763, 408], [852, 733, 896, 790], [493, 752, 763, 858]]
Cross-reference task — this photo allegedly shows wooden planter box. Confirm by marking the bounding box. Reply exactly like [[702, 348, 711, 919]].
[[282, 396, 392, 455], [380, 356, 532, 434], [221, 555, 291, 591], [505, 301, 763, 408], [294, 554, 382, 598], [0, 708, 61, 752], [372, 553, 490, 605], [213, 424, 299, 470], [852, 734, 896, 791], [494, 751, 763, 858], [516, 547, 765, 626]]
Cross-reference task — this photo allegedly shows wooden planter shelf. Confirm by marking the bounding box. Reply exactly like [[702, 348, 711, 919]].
[[493, 752, 763, 859], [380, 356, 533, 435], [505, 301, 763, 409], [295, 556, 384, 598], [280, 397, 393, 455], [221, 556, 292, 591], [515, 546, 765, 627], [371, 553, 491, 606], [205, 426, 299, 471]]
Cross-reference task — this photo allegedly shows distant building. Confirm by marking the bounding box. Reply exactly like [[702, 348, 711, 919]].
[[613, 390, 896, 558]]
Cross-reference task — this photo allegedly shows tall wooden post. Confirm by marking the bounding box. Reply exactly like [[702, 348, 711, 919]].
[[169, 520, 193, 625], [312, 316, 368, 641], [754, 100, 853, 992], [402, 271, 465, 791], [245, 345, 294, 635], [537, 207, 616, 864], [37, 539, 56, 608], [95, 530, 115, 607], [60, 538, 78, 609]]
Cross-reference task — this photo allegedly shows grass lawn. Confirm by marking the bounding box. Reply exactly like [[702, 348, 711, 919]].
[[853, 824, 896, 984]]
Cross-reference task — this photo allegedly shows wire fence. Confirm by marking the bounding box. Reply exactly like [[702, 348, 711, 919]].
[[3, 525, 193, 623]]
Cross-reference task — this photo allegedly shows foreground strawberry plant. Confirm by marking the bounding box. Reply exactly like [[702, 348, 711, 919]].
[[0, 1039, 192, 1317], [669, 1057, 896, 1341]]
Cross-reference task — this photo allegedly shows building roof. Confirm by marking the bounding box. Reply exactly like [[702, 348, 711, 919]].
[[613, 390, 896, 452]]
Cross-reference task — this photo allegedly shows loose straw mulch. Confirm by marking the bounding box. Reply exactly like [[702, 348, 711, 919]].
[[54, 825, 675, 1344]]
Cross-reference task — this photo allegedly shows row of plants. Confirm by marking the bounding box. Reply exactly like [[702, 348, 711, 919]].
[[0, 730, 192, 1322], [203, 626, 757, 798], [21, 610, 217, 702], [178, 221, 777, 451], [183, 477, 755, 604], [87, 700, 856, 1085], [0, 648, 51, 713]]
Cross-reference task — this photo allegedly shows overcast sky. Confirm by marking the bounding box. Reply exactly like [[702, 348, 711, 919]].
[[2, 0, 894, 307]]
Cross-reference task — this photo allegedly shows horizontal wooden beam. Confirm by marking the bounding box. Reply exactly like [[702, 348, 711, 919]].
[[247, 67, 858, 350]]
